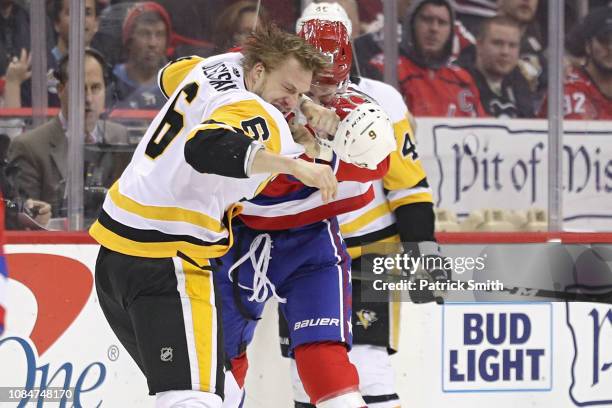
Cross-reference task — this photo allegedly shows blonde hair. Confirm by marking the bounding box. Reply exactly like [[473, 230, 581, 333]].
[[242, 23, 328, 75]]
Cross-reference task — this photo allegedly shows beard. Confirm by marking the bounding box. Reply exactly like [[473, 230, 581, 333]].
[[591, 56, 612, 76], [134, 51, 165, 75]]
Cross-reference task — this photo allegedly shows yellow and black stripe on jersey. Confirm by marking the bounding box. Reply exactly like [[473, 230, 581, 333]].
[[195, 98, 283, 154], [158, 56, 206, 99], [91, 53, 301, 265], [89, 186, 244, 265]]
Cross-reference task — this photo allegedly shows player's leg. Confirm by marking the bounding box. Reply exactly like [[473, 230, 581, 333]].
[[348, 345, 399, 408], [215, 224, 273, 408], [278, 305, 314, 407], [282, 348, 399, 408], [280, 313, 365, 408], [278, 256, 402, 408], [95, 246, 145, 373], [281, 218, 366, 408], [349, 277, 401, 408], [222, 366, 246, 408], [95, 246, 224, 408]]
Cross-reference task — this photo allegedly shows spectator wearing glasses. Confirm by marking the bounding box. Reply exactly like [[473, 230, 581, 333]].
[[8, 50, 128, 220]]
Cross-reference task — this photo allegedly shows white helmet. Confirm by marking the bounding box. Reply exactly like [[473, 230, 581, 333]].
[[320, 103, 396, 170], [296, 2, 352, 37]]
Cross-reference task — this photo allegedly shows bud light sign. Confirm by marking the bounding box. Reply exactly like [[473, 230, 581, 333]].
[[442, 303, 552, 392]]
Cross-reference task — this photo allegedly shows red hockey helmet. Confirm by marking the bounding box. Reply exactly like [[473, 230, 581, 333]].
[[298, 20, 352, 88], [329, 91, 370, 120]]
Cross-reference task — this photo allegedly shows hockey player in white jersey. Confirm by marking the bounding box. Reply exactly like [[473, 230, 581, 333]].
[[277, 4, 451, 408], [90, 25, 338, 408]]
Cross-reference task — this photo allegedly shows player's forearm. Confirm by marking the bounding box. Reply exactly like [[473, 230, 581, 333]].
[[184, 126, 304, 179], [249, 149, 299, 176]]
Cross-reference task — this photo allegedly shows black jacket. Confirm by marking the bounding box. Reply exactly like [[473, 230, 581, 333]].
[[466, 66, 535, 118]]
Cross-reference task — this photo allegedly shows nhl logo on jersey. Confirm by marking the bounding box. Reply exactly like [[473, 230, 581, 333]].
[[356, 309, 378, 330], [160, 347, 173, 362]]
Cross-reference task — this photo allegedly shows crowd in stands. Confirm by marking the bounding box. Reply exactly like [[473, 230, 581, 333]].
[[0, 0, 610, 229]]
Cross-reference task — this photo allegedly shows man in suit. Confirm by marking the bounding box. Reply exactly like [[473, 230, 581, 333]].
[[8, 48, 128, 221]]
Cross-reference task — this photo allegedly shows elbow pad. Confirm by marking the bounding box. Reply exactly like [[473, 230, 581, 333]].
[[184, 127, 257, 178]]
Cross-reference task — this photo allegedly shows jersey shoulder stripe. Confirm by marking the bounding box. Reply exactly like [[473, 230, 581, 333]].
[[158, 56, 206, 99], [208, 98, 283, 154]]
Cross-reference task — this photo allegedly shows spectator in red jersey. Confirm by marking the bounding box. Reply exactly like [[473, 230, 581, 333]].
[[355, 0, 476, 78], [539, 7, 612, 120], [464, 15, 535, 117], [367, 0, 487, 117]]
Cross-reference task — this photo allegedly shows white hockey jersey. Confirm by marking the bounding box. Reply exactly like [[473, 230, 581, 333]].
[[89, 53, 304, 263], [338, 77, 433, 259]]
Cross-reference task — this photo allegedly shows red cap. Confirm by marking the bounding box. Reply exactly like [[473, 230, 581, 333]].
[[122, 2, 172, 47]]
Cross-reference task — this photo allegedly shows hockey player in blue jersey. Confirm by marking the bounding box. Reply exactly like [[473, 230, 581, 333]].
[[276, 4, 452, 408], [217, 100, 397, 408]]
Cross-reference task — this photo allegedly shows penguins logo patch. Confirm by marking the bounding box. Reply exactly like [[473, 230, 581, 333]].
[[356, 309, 378, 330]]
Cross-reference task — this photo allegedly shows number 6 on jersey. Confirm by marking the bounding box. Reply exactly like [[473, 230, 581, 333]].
[[241, 116, 270, 142], [146, 82, 200, 159]]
